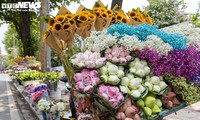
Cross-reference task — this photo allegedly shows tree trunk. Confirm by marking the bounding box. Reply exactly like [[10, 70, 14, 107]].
[[20, 11, 34, 56], [39, 0, 49, 72], [111, 0, 123, 9]]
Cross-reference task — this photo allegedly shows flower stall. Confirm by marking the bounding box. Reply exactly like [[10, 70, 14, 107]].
[[41, 1, 200, 120]]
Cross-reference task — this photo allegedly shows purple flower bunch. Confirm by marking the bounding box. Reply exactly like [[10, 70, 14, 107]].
[[98, 84, 124, 107], [190, 71, 200, 84], [136, 47, 200, 80], [25, 84, 35, 94], [33, 84, 49, 93]]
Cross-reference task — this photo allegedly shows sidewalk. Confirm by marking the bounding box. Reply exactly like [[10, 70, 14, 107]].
[[0, 74, 22, 120]]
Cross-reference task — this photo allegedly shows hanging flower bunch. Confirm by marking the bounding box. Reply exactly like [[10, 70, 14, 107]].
[[128, 8, 153, 25]]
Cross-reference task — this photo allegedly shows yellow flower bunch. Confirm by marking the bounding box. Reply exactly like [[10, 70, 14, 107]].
[[75, 10, 96, 27], [128, 8, 153, 25], [47, 14, 75, 32], [11, 57, 23, 63], [93, 7, 113, 19], [111, 11, 129, 24]]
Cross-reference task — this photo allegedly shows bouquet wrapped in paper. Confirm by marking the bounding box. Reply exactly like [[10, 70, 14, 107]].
[[111, 10, 129, 25], [128, 8, 153, 26], [75, 5, 96, 38], [92, 0, 113, 31]]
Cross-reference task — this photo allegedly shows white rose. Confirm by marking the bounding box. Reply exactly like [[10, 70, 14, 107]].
[[120, 86, 130, 94], [150, 76, 160, 85], [134, 61, 144, 69], [144, 66, 151, 75], [130, 68, 137, 73], [144, 82, 153, 91], [118, 66, 124, 71], [130, 90, 141, 98], [159, 81, 168, 90], [138, 85, 146, 93], [101, 75, 108, 82], [126, 73, 134, 79], [121, 77, 130, 87], [153, 85, 161, 93], [100, 66, 108, 74], [108, 75, 120, 85], [117, 70, 125, 78], [135, 69, 145, 77], [108, 65, 118, 75], [129, 79, 140, 90]]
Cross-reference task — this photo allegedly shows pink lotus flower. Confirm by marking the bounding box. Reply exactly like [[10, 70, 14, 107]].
[[90, 70, 98, 77], [83, 85, 93, 93], [74, 73, 83, 82], [109, 98, 119, 106], [97, 84, 107, 95], [75, 81, 85, 90], [115, 112, 126, 120], [105, 53, 112, 60], [91, 77, 99, 85], [126, 55, 132, 61], [106, 86, 120, 98], [120, 47, 129, 57]]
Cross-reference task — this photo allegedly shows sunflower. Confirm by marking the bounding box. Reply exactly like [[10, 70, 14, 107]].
[[94, 11, 101, 17], [99, 7, 106, 12], [62, 23, 71, 30], [53, 23, 63, 31], [55, 15, 65, 23], [146, 15, 153, 25], [42, 32, 50, 42], [111, 16, 116, 24], [115, 11, 121, 16], [64, 14, 74, 20], [101, 12, 109, 19], [48, 17, 55, 28], [122, 17, 129, 23], [68, 19, 76, 25], [82, 11, 90, 15], [128, 11, 137, 18], [93, 7, 100, 12], [77, 14, 89, 23], [88, 14, 96, 21], [107, 10, 113, 17], [115, 14, 122, 21]]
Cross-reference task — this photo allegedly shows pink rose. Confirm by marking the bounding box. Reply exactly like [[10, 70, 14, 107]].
[[101, 93, 109, 100], [77, 62, 85, 67], [98, 84, 107, 95], [85, 61, 95, 68], [81, 69, 90, 76], [83, 75, 92, 85], [105, 53, 112, 60], [75, 81, 85, 90], [91, 77, 99, 85], [74, 73, 83, 82], [83, 85, 93, 93], [106, 86, 119, 98], [96, 58, 106, 67], [112, 57, 119, 63], [111, 46, 120, 57], [126, 55, 132, 61], [90, 70, 98, 77], [120, 47, 129, 57], [119, 57, 127, 64], [105, 48, 112, 54], [109, 98, 119, 106], [117, 93, 124, 102]]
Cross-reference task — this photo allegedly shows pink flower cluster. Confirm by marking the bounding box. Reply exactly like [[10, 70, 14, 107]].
[[105, 46, 132, 64], [98, 84, 124, 107], [74, 69, 100, 93], [31, 90, 44, 101], [71, 50, 106, 69]]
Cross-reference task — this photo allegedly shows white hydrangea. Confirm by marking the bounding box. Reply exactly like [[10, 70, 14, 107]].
[[84, 30, 118, 52], [143, 35, 173, 56]]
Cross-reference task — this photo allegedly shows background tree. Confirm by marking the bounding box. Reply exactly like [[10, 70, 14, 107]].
[[146, 0, 188, 28], [190, 1, 200, 27]]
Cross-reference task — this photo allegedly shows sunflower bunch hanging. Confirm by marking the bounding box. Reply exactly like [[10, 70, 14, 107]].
[[111, 11, 129, 24], [128, 8, 153, 25], [92, 6, 113, 31]]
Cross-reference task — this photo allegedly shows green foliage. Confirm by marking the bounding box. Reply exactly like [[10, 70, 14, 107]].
[[16, 70, 43, 81], [190, 7, 200, 27], [43, 72, 59, 82], [146, 0, 188, 28]]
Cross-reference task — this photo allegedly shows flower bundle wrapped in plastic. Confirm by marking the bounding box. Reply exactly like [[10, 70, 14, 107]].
[[38, 99, 51, 112]]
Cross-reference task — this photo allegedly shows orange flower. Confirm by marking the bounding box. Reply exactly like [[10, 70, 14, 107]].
[[64, 14, 74, 20], [107, 10, 113, 17], [77, 14, 88, 23], [122, 17, 129, 23], [68, 19, 76, 25], [115, 15, 122, 20], [48, 17, 55, 28], [128, 11, 137, 18], [93, 7, 99, 12], [88, 14, 96, 21], [101, 12, 109, 19], [94, 11, 101, 17]]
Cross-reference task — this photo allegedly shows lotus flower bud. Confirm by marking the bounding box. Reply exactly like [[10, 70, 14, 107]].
[[126, 55, 132, 61], [121, 77, 130, 87], [135, 69, 145, 77], [105, 48, 112, 54], [150, 76, 160, 85], [101, 75, 108, 82], [119, 57, 127, 64], [140, 60, 147, 66], [126, 97, 132, 107], [134, 61, 144, 69], [118, 102, 128, 112], [125, 106, 138, 118], [115, 112, 126, 120], [125, 118, 133, 120], [167, 101, 173, 109], [130, 68, 136, 73], [129, 61, 135, 67], [138, 85, 146, 93], [112, 57, 119, 63], [118, 66, 124, 71], [133, 114, 141, 120], [153, 85, 161, 93], [144, 66, 151, 75]]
